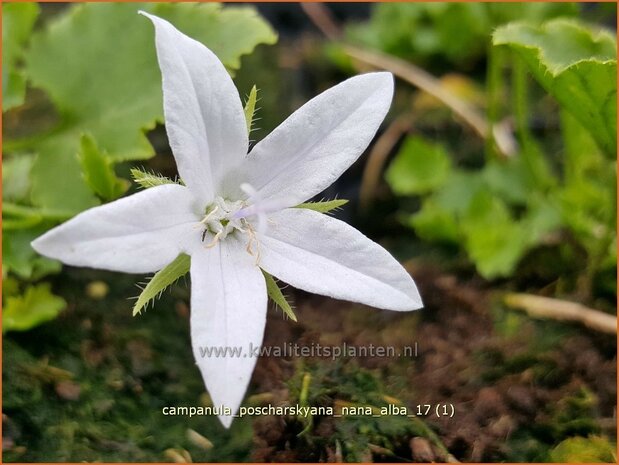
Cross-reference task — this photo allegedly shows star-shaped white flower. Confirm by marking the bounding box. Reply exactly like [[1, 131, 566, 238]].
[[32, 13, 422, 427]]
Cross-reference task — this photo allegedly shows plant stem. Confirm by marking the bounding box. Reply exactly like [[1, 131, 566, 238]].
[[485, 45, 505, 160], [512, 54, 553, 189]]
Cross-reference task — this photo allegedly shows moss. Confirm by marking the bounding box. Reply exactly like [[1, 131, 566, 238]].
[[3, 269, 252, 462], [286, 361, 451, 462]]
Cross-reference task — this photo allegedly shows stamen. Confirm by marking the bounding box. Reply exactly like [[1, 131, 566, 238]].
[[199, 205, 219, 224], [195, 194, 268, 261], [204, 230, 223, 248], [245, 223, 261, 265]]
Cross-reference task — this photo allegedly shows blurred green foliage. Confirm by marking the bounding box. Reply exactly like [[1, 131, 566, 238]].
[[2, 282, 65, 333], [386, 136, 452, 195], [376, 11, 616, 287], [347, 2, 578, 67], [2, 2, 277, 331], [549, 436, 617, 462], [19, 2, 276, 215], [2, 2, 39, 111]]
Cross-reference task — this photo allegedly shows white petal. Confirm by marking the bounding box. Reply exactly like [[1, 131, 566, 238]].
[[258, 208, 422, 311], [190, 236, 267, 428], [242, 72, 393, 208], [31, 185, 201, 273], [141, 12, 248, 203]]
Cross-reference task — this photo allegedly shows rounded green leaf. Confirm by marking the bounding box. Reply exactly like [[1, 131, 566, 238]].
[[460, 191, 529, 279], [407, 200, 460, 243], [21, 3, 276, 214], [3, 283, 66, 333], [494, 19, 617, 156], [385, 135, 452, 195]]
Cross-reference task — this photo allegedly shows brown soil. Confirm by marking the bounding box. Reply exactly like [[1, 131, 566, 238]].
[[248, 262, 617, 462]]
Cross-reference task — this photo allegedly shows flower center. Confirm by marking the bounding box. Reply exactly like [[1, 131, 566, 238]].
[[199, 196, 247, 248], [198, 183, 285, 260]]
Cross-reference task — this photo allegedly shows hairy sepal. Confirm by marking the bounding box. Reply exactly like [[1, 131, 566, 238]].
[[133, 253, 190, 316], [262, 270, 297, 321]]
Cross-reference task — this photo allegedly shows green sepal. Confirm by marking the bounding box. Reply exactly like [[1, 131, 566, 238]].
[[244, 85, 259, 134], [296, 199, 349, 214], [133, 253, 190, 316], [130, 168, 183, 189], [262, 270, 297, 322]]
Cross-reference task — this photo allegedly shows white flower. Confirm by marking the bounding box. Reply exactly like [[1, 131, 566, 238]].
[[32, 12, 422, 427]]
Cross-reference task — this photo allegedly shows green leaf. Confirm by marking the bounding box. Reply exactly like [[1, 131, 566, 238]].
[[407, 201, 459, 243], [401, 170, 481, 243], [385, 136, 452, 195], [29, 137, 101, 216], [494, 19, 617, 156], [3, 277, 21, 299], [295, 199, 349, 214], [262, 270, 297, 322], [3, 283, 66, 333], [151, 3, 277, 71], [130, 168, 181, 189], [521, 195, 562, 241], [244, 85, 259, 134], [2, 154, 35, 203], [480, 157, 532, 206], [3, 69, 28, 112], [2, 2, 39, 111], [485, 3, 579, 25], [460, 191, 530, 279], [549, 436, 617, 462], [133, 253, 190, 316], [347, 3, 577, 67], [459, 191, 561, 279], [2, 226, 61, 280], [558, 111, 616, 273], [20, 3, 276, 215], [78, 134, 130, 200], [3, 202, 70, 223], [2, 214, 43, 231], [3, 202, 46, 232], [433, 170, 485, 214], [561, 108, 603, 185], [2, 227, 62, 280], [558, 174, 616, 260]]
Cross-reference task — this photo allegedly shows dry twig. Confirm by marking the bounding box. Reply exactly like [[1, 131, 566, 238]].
[[300, 3, 341, 40], [342, 45, 516, 157], [359, 114, 413, 209], [504, 293, 616, 335]]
